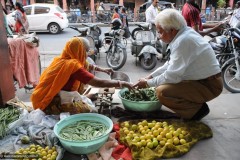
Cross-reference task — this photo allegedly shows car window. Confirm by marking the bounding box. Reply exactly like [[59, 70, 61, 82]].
[[24, 6, 32, 15], [55, 6, 64, 13], [34, 6, 50, 14]]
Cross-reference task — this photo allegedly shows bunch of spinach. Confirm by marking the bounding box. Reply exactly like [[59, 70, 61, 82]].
[[122, 88, 158, 101]]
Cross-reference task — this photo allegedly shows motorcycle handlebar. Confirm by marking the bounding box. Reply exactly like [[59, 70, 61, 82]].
[[69, 26, 80, 32]]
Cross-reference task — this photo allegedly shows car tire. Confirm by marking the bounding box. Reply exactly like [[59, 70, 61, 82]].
[[48, 23, 61, 34]]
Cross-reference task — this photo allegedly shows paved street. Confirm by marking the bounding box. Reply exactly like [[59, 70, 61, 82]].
[[15, 26, 240, 160]]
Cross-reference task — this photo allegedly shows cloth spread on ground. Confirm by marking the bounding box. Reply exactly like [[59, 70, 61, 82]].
[[8, 38, 40, 88], [0, 109, 64, 160], [113, 120, 212, 160]]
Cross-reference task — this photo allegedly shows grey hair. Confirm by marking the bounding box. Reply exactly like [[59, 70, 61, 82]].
[[155, 9, 187, 31], [79, 37, 90, 51]]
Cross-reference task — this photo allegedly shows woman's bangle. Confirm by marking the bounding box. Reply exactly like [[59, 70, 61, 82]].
[[118, 80, 122, 88], [92, 65, 96, 72], [145, 81, 150, 88]]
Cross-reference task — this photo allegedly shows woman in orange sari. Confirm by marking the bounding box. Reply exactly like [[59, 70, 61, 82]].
[[31, 37, 133, 115]]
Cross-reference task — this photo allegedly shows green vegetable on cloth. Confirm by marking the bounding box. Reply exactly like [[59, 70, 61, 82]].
[[0, 106, 20, 139], [119, 119, 213, 160]]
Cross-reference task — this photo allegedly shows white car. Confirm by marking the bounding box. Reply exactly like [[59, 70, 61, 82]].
[[7, 3, 69, 34]]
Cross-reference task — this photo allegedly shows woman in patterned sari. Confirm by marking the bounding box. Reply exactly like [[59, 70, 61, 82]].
[[14, 2, 29, 34]]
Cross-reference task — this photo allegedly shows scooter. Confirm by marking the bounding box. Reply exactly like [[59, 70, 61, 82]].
[[69, 26, 98, 62], [131, 23, 158, 70], [82, 23, 102, 53]]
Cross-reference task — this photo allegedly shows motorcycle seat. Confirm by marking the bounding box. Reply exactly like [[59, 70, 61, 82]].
[[138, 23, 150, 30], [78, 27, 89, 32]]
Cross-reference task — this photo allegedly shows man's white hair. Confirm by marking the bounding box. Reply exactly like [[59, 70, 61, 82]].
[[155, 9, 187, 31], [79, 37, 90, 51]]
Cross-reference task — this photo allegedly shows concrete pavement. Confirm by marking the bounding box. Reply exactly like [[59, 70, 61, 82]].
[[15, 40, 240, 160]]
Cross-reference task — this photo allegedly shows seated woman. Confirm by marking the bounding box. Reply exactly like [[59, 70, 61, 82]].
[[31, 37, 133, 115]]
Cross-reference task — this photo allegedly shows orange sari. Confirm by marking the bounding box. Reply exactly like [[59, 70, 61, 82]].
[[31, 37, 88, 111]]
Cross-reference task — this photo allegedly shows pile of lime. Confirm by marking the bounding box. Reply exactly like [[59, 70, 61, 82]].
[[15, 144, 58, 160], [120, 120, 189, 149]]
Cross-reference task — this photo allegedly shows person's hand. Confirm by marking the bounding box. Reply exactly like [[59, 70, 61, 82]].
[[121, 81, 134, 90], [144, 75, 153, 80], [133, 78, 149, 89], [102, 68, 114, 75], [214, 22, 225, 32]]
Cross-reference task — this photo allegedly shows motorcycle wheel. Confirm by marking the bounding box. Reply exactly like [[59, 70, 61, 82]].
[[131, 28, 143, 40], [96, 26, 102, 35], [222, 59, 240, 93], [140, 54, 157, 70], [106, 46, 127, 70]]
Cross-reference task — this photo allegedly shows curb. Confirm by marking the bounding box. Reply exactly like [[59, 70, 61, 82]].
[[69, 21, 219, 27], [69, 22, 145, 27]]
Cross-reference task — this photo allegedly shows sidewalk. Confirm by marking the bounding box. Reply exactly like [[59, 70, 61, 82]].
[[16, 46, 240, 160], [16, 85, 240, 159]]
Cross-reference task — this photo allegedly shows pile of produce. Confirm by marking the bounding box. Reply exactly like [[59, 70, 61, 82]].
[[0, 107, 20, 139], [121, 88, 158, 101], [14, 144, 58, 160], [119, 119, 213, 159], [59, 120, 108, 141]]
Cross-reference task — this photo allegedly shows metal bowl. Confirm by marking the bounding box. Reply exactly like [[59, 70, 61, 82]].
[[111, 71, 130, 82], [118, 88, 162, 112]]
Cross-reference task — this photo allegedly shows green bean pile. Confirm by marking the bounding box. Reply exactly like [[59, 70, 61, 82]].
[[59, 120, 108, 141], [122, 88, 158, 101], [0, 107, 20, 139]]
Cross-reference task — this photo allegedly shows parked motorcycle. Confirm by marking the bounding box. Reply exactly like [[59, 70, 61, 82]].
[[103, 28, 127, 70], [69, 26, 98, 62], [96, 12, 112, 23], [220, 28, 240, 93], [131, 23, 158, 70], [82, 23, 102, 53]]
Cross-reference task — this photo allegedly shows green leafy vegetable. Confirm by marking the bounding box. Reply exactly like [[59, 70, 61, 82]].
[[122, 88, 158, 101], [0, 106, 20, 139]]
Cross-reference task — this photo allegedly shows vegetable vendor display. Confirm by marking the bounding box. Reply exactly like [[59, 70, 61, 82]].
[[120, 119, 213, 159], [15, 144, 58, 160], [59, 120, 108, 141], [122, 88, 158, 101], [0, 107, 20, 139]]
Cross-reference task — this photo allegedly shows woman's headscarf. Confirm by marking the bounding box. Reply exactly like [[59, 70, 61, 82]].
[[31, 37, 88, 110], [15, 2, 25, 13]]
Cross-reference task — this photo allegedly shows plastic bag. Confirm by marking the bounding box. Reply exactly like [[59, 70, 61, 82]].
[[59, 90, 95, 108], [27, 109, 45, 125]]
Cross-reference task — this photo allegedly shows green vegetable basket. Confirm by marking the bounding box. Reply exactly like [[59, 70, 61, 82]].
[[54, 113, 113, 154], [118, 88, 162, 112]]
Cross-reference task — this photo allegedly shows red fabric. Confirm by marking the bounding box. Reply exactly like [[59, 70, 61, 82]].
[[112, 145, 132, 160], [15, 9, 24, 33], [8, 38, 40, 88], [62, 68, 94, 91], [112, 123, 132, 160], [182, 3, 203, 31], [112, 13, 120, 19], [15, 21, 22, 33]]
